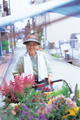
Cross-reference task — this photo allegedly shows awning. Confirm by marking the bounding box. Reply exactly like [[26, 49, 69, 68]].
[[0, 0, 80, 27], [49, 0, 80, 17], [0, 27, 10, 33], [0, 27, 6, 32]]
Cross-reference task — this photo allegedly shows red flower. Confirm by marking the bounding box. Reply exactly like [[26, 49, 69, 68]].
[[42, 87, 50, 92], [37, 85, 43, 88], [41, 93, 45, 97], [52, 96, 54, 98], [37, 99, 41, 102]]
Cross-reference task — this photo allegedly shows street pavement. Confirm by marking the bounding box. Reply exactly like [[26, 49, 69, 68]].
[[47, 54, 80, 91], [4, 40, 26, 83], [0, 39, 80, 107]]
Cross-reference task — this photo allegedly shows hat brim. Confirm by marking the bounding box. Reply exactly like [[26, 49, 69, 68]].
[[23, 38, 40, 45]]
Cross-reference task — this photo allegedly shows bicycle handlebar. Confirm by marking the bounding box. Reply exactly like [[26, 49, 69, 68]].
[[33, 79, 73, 94], [51, 79, 73, 94]]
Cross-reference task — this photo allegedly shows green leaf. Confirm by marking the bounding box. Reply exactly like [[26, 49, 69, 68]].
[[34, 103, 45, 112]]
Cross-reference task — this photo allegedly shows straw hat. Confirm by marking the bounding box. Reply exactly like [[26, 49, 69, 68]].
[[23, 34, 40, 45]]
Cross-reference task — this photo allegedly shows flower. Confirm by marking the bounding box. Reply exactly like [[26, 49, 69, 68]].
[[0, 75, 80, 120], [22, 104, 27, 109], [9, 103, 20, 114], [36, 94, 80, 120], [45, 92, 52, 95], [37, 84, 43, 88], [0, 74, 35, 104], [48, 99, 53, 104], [66, 97, 76, 108], [11, 110, 16, 115], [73, 106, 79, 113], [22, 104, 30, 114], [21, 110, 27, 116], [62, 106, 79, 120], [10, 103, 20, 107], [42, 87, 51, 92], [28, 115, 33, 120], [36, 114, 47, 120]]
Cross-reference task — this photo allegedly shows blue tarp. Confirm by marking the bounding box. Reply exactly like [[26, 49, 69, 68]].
[[0, 27, 6, 32], [49, 0, 80, 17]]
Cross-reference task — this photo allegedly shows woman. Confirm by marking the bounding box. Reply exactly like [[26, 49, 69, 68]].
[[12, 34, 53, 85]]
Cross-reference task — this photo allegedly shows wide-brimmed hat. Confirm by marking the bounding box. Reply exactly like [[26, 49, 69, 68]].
[[23, 34, 40, 45]]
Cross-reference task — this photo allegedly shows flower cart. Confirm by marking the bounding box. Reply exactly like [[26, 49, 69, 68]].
[[0, 75, 80, 120]]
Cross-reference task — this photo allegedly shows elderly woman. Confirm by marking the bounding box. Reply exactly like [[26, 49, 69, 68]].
[[12, 34, 53, 85]]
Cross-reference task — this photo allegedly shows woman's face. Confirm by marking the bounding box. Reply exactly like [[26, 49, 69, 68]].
[[26, 41, 39, 56]]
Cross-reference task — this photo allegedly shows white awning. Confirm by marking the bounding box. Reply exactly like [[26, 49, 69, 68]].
[[0, 0, 80, 27]]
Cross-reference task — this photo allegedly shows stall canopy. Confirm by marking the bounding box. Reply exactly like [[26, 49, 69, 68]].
[[0, 27, 6, 32], [49, 0, 80, 17], [0, 0, 80, 27], [0, 27, 9, 33]]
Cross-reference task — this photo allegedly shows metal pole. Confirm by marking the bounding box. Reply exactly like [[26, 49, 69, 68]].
[[8, 0, 11, 15], [13, 24, 16, 48], [43, 0, 48, 49], [0, 33, 2, 56], [72, 40, 73, 59], [44, 12, 47, 49], [8, 0, 15, 54]]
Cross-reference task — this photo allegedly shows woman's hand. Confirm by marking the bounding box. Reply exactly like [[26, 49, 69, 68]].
[[48, 75, 54, 85]]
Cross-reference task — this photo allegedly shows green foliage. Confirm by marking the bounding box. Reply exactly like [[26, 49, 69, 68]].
[[76, 108, 80, 119], [76, 99, 80, 106], [74, 84, 79, 102], [52, 53, 61, 58], [47, 105, 69, 120], [51, 83, 70, 98]]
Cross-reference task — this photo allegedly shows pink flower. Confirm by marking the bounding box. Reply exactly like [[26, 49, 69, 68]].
[[22, 74, 35, 88], [0, 74, 35, 103]]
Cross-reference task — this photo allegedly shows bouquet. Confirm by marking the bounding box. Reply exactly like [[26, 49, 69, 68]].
[[0, 74, 80, 120]]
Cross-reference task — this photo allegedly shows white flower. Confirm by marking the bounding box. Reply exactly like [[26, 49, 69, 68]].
[[10, 103, 20, 107]]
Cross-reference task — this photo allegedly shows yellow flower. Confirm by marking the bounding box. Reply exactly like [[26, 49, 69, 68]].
[[48, 99, 53, 104], [62, 109, 75, 120], [62, 114, 69, 120], [62, 106, 79, 120], [73, 106, 79, 113], [66, 109, 76, 115], [45, 92, 52, 95]]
